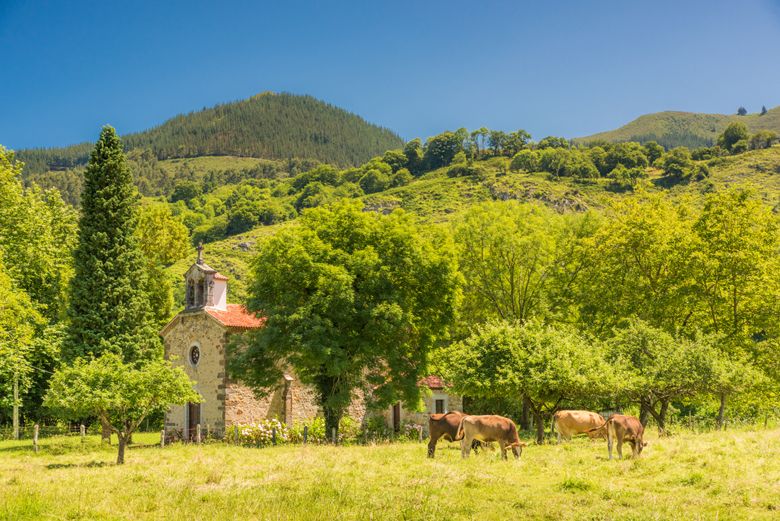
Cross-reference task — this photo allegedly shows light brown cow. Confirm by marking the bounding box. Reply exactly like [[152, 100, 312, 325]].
[[457, 415, 526, 460], [589, 414, 647, 460], [553, 410, 607, 443], [428, 411, 471, 458]]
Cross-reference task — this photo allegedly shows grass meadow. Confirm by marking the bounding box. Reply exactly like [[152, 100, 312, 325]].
[[1, 427, 779, 520]]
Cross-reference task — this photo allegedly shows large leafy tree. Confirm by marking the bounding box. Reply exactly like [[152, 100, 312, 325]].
[[65, 127, 161, 362], [0, 146, 77, 320], [44, 354, 199, 464], [608, 320, 717, 433], [230, 201, 461, 437], [441, 321, 616, 444], [136, 204, 190, 327], [453, 201, 595, 325]]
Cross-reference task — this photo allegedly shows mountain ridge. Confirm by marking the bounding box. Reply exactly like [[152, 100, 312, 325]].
[[17, 92, 404, 175], [577, 106, 780, 149]]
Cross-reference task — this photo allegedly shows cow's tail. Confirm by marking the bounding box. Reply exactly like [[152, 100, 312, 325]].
[[587, 415, 612, 435], [455, 417, 467, 441]]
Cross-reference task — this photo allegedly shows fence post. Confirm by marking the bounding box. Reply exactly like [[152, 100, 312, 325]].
[[160, 429, 165, 448], [234, 425, 239, 446], [303, 425, 308, 444], [418, 425, 423, 443], [80, 424, 85, 443], [272, 427, 277, 446], [332, 427, 337, 445], [33, 424, 39, 453], [196, 424, 202, 444], [206, 424, 211, 440]]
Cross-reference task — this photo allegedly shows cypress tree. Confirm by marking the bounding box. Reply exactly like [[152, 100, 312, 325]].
[[65, 126, 160, 363]]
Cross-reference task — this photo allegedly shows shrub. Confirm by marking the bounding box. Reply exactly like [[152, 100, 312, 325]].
[[447, 163, 487, 179]]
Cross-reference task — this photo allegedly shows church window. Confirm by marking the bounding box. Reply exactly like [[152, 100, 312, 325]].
[[189, 345, 200, 366]]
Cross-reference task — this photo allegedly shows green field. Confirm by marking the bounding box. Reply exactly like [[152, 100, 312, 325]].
[[2, 428, 779, 520]]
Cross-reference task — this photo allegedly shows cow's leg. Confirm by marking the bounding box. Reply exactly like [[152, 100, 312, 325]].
[[499, 440, 507, 460], [616, 438, 624, 460], [461, 434, 473, 459], [427, 432, 440, 458], [607, 432, 613, 460], [472, 440, 480, 454], [630, 440, 638, 458]]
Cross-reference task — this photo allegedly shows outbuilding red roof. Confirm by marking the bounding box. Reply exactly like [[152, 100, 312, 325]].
[[213, 272, 229, 281], [419, 375, 447, 390], [206, 304, 265, 330]]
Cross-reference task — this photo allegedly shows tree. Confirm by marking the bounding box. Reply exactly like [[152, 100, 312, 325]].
[[608, 320, 716, 434], [536, 136, 569, 149], [760, 105, 768, 116], [44, 354, 199, 464], [488, 130, 508, 156], [65, 126, 161, 363], [381, 149, 407, 173], [136, 204, 190, 326], [643, 141, 665, 165], [576, 195, 697, 335], [656, 147, 694, 178], [717, 122, 749, 153], [748, 130, 778, 150], [229, 201, 461, 438], [0, 147, 77, 320], [424, 132, 463, 169], [737, 106, 747, 116], [403, 139, 424, 175], [0, 260, 44, 417], [441, 321, 615, 444], [453, 201, 568, 324]]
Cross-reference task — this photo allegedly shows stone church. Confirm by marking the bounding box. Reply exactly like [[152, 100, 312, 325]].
[[162, 248, 460, 440]]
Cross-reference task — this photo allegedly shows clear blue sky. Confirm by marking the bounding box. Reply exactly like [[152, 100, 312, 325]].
[[2, 0, 780, 150]]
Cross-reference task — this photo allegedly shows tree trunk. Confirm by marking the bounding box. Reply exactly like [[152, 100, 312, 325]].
[[520, 397, 530, 431], [717, 393, 726, 430], [658, 400, 669, 436], [533, 410, 545, 445], [639, 399, 650, 427], [323, 406, 341, 444], [117, 435, 127, 465], [101, 417, 112, 444]]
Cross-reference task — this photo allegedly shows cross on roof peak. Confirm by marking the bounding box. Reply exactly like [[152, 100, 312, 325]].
[[196, 242, 204, 265]]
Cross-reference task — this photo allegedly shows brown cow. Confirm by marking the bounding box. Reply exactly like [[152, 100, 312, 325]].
[[589, 414, 647, 460], [428, 411, 481, 458], [457, 415, 526, 460], [553, 410, 607, 443]]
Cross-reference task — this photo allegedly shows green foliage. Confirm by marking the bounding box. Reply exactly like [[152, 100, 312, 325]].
[[0, 147, 77, 320], [44, 353, 199, 463], [424, 132, 463, 170], [657, 147, 694, 178], [717, 122, 750, 153], [229, 201, 461, 437], [441, 321, 615, 442], [65, 127, 161, 362]]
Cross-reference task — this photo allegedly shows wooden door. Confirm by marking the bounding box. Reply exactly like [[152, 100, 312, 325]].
[[187, 402, 200, 441], [392, 402, 401, 432]]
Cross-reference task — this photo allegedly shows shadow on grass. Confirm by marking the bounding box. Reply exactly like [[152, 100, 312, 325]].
[[46, 460, 111, 470]]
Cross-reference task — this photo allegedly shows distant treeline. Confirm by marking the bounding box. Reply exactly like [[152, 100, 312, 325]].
[[17, 92, 403, 175]]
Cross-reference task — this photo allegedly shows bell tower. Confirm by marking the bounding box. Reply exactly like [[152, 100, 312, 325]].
[[184, 243, 228, 311]]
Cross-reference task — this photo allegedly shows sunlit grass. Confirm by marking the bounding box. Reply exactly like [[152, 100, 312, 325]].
[[1, 427, 778, 520]]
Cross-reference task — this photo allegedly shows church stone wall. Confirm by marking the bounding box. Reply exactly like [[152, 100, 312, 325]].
[[163, 312, 228, 437]]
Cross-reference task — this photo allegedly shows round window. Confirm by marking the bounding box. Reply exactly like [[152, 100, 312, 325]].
[[189, 345, 200, 366]]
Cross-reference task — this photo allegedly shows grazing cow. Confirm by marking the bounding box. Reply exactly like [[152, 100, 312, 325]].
[[553, 410, 607, 443], [589, 414, 647, 460], [457, 415, 526, 460], [428, 411, 481, 458]]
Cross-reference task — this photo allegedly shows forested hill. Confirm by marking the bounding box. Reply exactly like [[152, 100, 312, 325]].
[[17, 93, 403, 174], [578, 105, 780, 149]]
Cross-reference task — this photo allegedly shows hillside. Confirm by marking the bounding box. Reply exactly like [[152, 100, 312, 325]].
[[166, 145, 780, 308], [578, 106, 780, 149], [17, 92, 403, 175]]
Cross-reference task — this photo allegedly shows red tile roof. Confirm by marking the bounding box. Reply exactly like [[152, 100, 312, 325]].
[[419, 375, 447, 389], [206, 304, 265, 330], [214, 272, 229, 281]]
